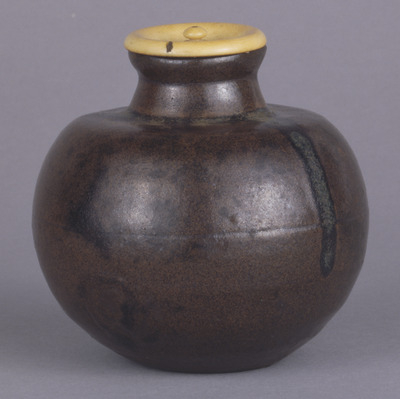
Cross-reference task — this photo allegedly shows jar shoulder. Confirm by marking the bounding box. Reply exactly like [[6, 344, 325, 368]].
[[41, 105, 363, 188], [60, 103, 343, 139]]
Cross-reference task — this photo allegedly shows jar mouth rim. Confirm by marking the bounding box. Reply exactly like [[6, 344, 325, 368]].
[[124, 22, 266, 58]]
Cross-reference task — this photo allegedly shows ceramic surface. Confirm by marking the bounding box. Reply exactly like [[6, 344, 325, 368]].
[[33, 40, 368, 373]]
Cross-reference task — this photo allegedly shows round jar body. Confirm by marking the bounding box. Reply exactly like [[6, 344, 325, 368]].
[[33, 104, 368, 372]]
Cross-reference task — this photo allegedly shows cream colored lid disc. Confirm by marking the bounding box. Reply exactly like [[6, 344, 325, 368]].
[[124, 23, 266, 57]]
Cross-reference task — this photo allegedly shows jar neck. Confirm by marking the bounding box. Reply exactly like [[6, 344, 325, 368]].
[[128, 47, 268, 119]]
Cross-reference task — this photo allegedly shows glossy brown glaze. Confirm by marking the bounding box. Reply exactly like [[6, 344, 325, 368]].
[[32, 47, 368, 373]]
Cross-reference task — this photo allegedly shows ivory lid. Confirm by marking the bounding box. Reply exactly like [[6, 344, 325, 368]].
[[124, 22, 266, 57]]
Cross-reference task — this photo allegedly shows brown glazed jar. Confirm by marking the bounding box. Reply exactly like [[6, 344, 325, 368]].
[[32, 23, 368, 373]]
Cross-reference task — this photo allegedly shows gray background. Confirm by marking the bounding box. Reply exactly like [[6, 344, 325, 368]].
[[1, 1, 399, 398]]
